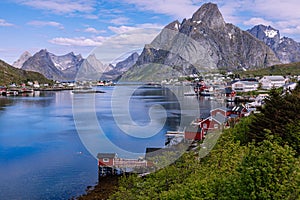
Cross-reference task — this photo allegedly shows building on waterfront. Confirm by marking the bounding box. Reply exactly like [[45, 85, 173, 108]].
[[231, 80, 259, 92], [259, 76, 286, 89]]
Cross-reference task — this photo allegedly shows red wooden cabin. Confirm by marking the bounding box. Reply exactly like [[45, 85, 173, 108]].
[[97, 153, 117, 167]]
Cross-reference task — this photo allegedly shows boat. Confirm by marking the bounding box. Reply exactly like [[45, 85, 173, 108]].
[[72, 90, 105, 94], [5, 91, 18, 96]]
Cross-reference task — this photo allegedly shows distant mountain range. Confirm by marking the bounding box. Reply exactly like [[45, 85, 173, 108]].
[[13, 3, 300, 82], [14, 49, 139, 81], [248, 25, 300, 64]]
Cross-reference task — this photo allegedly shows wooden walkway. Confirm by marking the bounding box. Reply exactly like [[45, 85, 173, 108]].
[[113, 158, 148, 168]]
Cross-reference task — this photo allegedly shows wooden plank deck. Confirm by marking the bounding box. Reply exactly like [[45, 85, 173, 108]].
[[114, 159, 148, 168]]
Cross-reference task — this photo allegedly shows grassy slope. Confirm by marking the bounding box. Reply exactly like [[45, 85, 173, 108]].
[[238, 62, 300, 77], [0, 59, 51, 86]]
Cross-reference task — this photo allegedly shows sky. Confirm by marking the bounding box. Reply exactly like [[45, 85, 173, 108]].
[[1, 0, 300, 64]]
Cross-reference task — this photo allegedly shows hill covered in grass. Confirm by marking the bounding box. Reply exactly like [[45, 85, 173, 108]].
[[0, 59, 51, 86], [239, 62, 300, 77]]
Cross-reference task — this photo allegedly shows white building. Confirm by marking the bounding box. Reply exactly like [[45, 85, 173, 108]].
[[283, 82, 297, 93], [232, 81, 259, 92], [259, 76, 285, 90]]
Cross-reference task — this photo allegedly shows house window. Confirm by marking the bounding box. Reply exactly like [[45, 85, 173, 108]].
[[103, 158, 109, 162], [203, 123, 207, 129], [214, 124, 219, 129]]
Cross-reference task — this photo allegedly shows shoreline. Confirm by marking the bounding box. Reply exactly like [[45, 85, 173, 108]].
[[76, 176, 119, 200]]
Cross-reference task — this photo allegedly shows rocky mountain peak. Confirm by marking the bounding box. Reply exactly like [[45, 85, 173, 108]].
[[248, 24, 300, 63], [249, 25, 280, 39], [12, 51, 32, 68], [121, 3, 281, 81], [39, 49, 49, 54], [191, 3, 225, 29], [165, 20, 181, 31]]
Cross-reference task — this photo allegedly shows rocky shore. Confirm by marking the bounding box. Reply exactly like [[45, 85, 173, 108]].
[[76, 176, 119, 200]]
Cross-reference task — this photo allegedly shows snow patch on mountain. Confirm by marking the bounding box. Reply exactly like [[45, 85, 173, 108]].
[[264, 29, 278, 38]]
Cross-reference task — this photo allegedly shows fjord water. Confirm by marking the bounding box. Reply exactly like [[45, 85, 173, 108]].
[[0, 86, 213, 199]]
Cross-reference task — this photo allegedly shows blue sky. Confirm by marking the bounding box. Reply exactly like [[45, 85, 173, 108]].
[[1, 0, 300, 64]]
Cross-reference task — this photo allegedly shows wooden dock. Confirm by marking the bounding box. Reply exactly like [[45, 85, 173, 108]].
[[97, 153, 148, 177]]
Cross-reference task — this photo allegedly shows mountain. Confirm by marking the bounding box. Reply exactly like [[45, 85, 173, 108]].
[[19, 49, 138, 81], [248, 25, 300, 64], [21, 49, 86, 81], [76, 54, 112, 81], [12, 51, 32, 69], [50, 51, 83, 71], [102, 52, 139, 80], [22, 49, 65, 80], [115, 52, 139, 73], [0, 59, 50, 86], [121, 3, 280, 81]]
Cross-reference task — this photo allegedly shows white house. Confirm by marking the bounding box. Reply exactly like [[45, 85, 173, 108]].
[[259, 76, 285, 90], [283, 82, 298, 94], [231, 81, 259, 92]]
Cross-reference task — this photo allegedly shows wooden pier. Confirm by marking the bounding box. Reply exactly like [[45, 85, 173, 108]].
[[97, 153, 148, 178]]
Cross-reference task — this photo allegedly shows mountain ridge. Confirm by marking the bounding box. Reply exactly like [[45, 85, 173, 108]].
[[18, 49, 139, 81], [121, 3, 281, 81], [248, 24, 300, 64]]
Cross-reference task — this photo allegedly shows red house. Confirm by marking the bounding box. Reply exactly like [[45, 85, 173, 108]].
[[0, 86, 7, 95], [184, 126, 204, 141], [210, 107, 232, 117], [97, 153, 117, 167], [200, 113, 228, 133]]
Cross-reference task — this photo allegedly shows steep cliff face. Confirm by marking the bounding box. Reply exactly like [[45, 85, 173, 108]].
[[22, 49, 64, 80], [248, 25, 300, 64], [12, 51, 32, 69], [102, 52, 139, 80], [276, 37, 300, 63], [76, 54, 110, 81], [122, 3, 280, 81]]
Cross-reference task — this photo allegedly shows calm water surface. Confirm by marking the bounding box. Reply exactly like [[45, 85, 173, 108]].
[[0, 86, 214, 199]]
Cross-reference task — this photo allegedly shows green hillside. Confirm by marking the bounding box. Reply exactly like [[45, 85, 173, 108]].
[[0, 59, 51, 86], [239, 62, 300, 77], [108, 87, 300, 199]]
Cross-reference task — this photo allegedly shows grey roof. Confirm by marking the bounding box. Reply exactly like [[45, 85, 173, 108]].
[[233, 81, 258, 85], [97, 153, 117, 159], [212, 113, 228, 124], [200, 112, 210, 119], [262, 76, 285, 81]]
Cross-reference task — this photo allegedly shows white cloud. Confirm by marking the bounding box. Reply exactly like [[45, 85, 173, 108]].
[[27, 20, 64, 29], [249, 0, 300, 20], [92, 26, 162, 63], [0, 19, 14, 27], [84, 27, 106, 34], [17, 0, 96, 14], [108, 25, 139, 34], [109, 24, 163, 34], [122, 0, 199, 19], [243, 18, 274, 27], [50, 37, 104, 46], [109, 17, 130, 25], [50, 24, 162, 63]]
